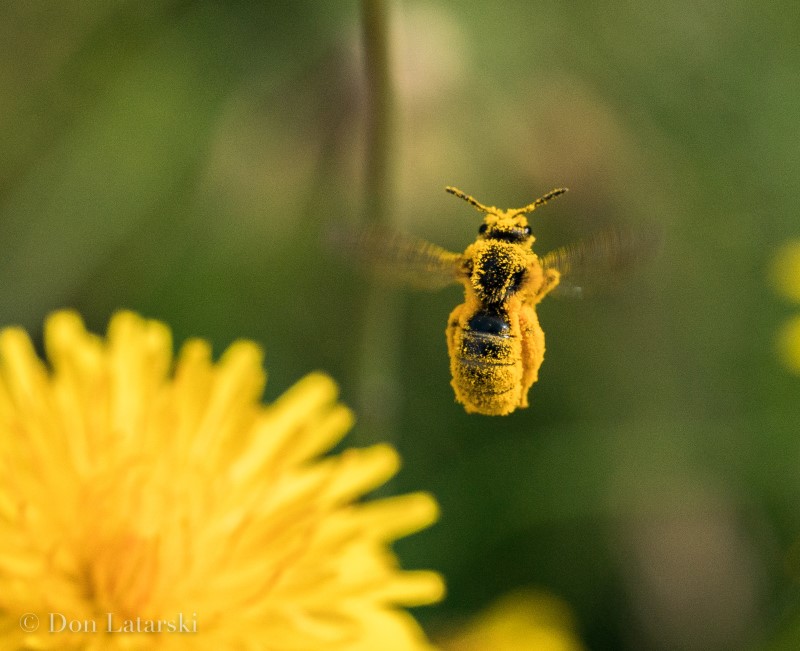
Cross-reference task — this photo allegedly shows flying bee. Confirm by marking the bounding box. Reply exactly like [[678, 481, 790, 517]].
[[338, 186, 655, 416], [440, 186, 565, 416]]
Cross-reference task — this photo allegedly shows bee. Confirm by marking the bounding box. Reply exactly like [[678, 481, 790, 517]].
[[339, 186, 654, 416], [435, 186, 562, 415]]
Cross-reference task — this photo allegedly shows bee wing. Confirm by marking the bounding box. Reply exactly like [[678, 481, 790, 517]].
[[540, 226, 661, 298], [328, 225, 464, 290]]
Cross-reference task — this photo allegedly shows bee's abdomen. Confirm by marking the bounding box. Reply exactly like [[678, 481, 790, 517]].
[[459, 331, 514, 365], [466, 310, 510, 335], [450, 310, 524, 415]]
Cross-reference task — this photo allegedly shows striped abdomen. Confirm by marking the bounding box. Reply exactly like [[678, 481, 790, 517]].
[[448, 308, 526, 416]]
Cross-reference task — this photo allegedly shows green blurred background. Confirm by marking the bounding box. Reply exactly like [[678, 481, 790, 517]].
[[2, 1, 800, 649]]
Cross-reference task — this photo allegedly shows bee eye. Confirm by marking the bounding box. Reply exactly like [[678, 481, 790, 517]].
[[523, 226, 531, 236], [478, 224, 488, 235]]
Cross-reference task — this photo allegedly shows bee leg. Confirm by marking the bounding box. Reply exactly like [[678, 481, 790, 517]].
[[518, 306, 546, 408], [446, 304, 464, 362], [531, 269, 561, 304], [446, 303, 469, 409]]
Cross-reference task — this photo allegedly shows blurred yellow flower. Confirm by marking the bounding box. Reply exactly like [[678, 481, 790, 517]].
[[771, 240, 800, 372], [777, 314, 800, 375], [771, 240, 800, 303], [0, 310, 443, 650], [439, 590, 584, 651]]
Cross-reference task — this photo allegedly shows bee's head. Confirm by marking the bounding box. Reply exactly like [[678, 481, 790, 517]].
[[478, 212, 532, 244], [446, 186, 568, 246]]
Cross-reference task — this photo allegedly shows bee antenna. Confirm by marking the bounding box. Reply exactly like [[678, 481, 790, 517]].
[[513, 187, 569, 216], [446, 186, 494, 214]]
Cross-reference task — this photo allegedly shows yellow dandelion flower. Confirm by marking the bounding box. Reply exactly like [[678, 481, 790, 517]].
[[777, 314, 800, 374], [439, 590, 584, 651], [0, 310, 444, 650], [771, 240, 800, 373], [771, 240, 800, 303]]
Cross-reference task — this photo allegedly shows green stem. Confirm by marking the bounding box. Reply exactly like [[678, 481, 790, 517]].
[[361, 0, 393, 224], [356, 0, 401, 450]]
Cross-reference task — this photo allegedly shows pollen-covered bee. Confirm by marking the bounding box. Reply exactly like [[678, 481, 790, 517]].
[[340, 186, 654, 416], [441, 186, 566, 416]]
